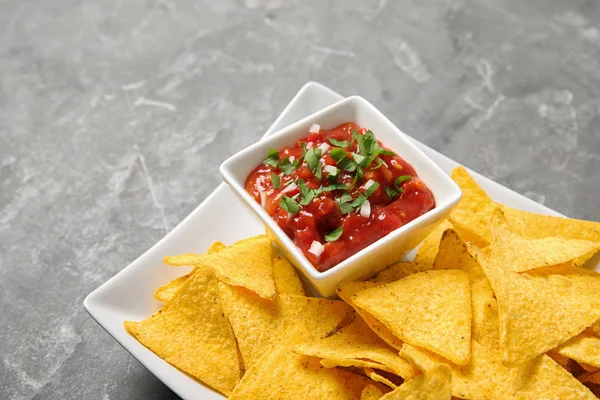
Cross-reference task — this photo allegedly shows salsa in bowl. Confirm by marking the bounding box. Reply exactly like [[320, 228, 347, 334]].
[[245, 123, 436, 272], [220, 96, 461, 297]]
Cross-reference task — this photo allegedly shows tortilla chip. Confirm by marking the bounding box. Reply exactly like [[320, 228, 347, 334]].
[[124, 266, 240, 395], [337, 281, 404, 350], [352, 270, 472, 365], [154, 241, 226, 302], [294, 315, 418, 379], [554, 329, 600, 368], [372, 261, 433, 284], [379, 364, 452, 400], [361, 384, 387, 400], [165, 235, 276, 299], [452, 340, 596, 399], [272, 255, 305, 296], [594, 320, 600, 336], [229, 345, 379, 400], [218, 283, 351, 369], [501, 206, 600, 243], [364, 368, 399, 389], [433, 231, 499, 350], [399, 343, 451, 373], [478, 253, 600, 366], [413, 219, 454, 267], [448, 166, 496, 247], [489, 209, 600, 272]]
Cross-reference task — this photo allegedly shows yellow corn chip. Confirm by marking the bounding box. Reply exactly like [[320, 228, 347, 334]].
[[272, 255, 305, 296], [372, 261, 433, 284], [433, 231, 499, 349], [451, 340, 596, 399], [413, 219, 454, 267], [165, 235, 276, 299], [364, 368, 399, 389], [337, 281, 403, 350], [489, 209, 600, 272], [229, 345, 379, 400], [218, 283, 351, 369], [554, 329, 600, 368], [295, 315, 418, 379], [399, 343, 450, 373], [593, 320, 600, 336], [352, 270, 472, 365], [124, 266, 240, 396], [448, 166, 496, 247], [154, 241, 226, 302], [379, 364, 451, 400], [501, 206, 600, 243], [361, 384, 387, 400], [478, 253, 600, 366]]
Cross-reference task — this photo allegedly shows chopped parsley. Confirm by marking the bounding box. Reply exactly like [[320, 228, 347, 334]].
[[327, 137, 349, 148], [364, 181, 380, 197], [324, 226, 343, 242], [270, 173, 281, 189], [279, 195, 300, 214], [305, 148, 323, 180], [263, 148, 280, 167]]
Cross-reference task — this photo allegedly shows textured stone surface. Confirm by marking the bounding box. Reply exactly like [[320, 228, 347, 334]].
[[1, 0, 599, 399]]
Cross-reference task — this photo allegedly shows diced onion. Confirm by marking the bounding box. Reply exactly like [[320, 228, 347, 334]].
[[309, 123, 321, 133], [308, 240, 325, 257], [317, 143, 330, 154], [360, 200, 371, 218], [363, 179, 376, 190], [281, 182, 297, 194], [260, 192, 267, 207], [289, 155, 295, 162], [323, 165, 338, 175]]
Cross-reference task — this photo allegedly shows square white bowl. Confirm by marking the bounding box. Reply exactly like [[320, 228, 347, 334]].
[[220, 95, 462, 297]]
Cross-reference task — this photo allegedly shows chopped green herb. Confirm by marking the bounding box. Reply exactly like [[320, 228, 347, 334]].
[[327, 137, 349, 148], [280, 195, 300, 214], [330, 148, 357, 172], [339, 203, 354, 214], [364, 181, 380, 197], [270, 173, 281, 189], [301, 142, 308, 156], [395, 175, 411, 190], [279, 157, 297, 175], [305, 148, 323, 180], [350, 193, 367, 208], [291, 193, 300, 200], [370, 158, 384, 170], [263, 148, 280, 167], [385, 186, 400, 199], [317, 183, 347, 193], [324, 226, 344, 242], [352, 153, 370, 169], [378, 148, 396, 157], [337, 192, 353, 204]]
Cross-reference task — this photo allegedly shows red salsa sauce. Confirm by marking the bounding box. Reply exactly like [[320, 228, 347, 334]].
[[245, 123, 435, 272]]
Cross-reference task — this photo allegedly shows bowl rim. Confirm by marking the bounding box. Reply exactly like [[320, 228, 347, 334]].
[[220, 95, 462, 281]]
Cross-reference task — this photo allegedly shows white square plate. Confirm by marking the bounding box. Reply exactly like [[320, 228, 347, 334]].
[[84, 81, 596, 400]]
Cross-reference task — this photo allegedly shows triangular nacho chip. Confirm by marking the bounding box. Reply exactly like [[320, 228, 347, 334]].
[[272, 255, 305, 296], [154, 241, 226, 302], [478, 254, 600, 366], [337, 281, 404, 350], [413, 219, 454, 267], [352, 270, 472, 365], [295, 315, 418, 379], [372, 261, 433, 284], [229, 345, 379, 400], [218, 284, 351, 369], [448, 166, 496, 247], [433, 231, 499, 349], [489, 209, 600, 272], [553, 329, 600, 368], [379, 364, 451, 400], [124, 266, 240, 395], [501, 206, 600, 243], [165, 235, 276, 299], [364, 368, 400, 389]]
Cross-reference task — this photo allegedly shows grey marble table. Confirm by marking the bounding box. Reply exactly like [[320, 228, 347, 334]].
[[1, 0, 599, 398]]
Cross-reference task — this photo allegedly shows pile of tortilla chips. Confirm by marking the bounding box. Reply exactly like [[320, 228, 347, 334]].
[[125, 166, 600, 399]]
